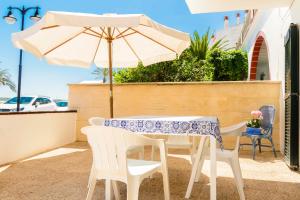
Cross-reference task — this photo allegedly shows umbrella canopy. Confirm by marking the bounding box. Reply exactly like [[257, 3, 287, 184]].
[[12, 11, 191, 117]]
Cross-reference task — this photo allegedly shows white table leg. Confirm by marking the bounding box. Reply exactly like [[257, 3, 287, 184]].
[[210, 136, 217, 200], [185, 136, 207, 199]]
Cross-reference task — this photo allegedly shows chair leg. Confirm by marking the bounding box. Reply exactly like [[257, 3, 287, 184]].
[[235, 157, 244, 188], [162, 169, 170, 200], [127, 179, 140, 200], [149, 146, 156, 179], [151, 145, 155, 161], [87, 166, 94, 188], [251, 138, 257, 160], [194, 156, 205, 182], [229, 159, 245, 200], [138, 147, 144, 160], [105, 179, 114, 200], [86, 178, 96, 200], [258, 139, 262, 153], [112, 181, 120, 200], [231, 155, 244, 188], [269, 137, 277, 158]]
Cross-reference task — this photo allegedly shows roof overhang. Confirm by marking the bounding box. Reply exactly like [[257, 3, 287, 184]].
[[185, 0, 293, 14]]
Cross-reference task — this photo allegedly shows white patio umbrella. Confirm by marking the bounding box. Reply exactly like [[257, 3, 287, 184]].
[[12, 11, 190, 118]]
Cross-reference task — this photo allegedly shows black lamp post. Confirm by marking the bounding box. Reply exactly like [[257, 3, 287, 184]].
[[3, 6, 41, 111]]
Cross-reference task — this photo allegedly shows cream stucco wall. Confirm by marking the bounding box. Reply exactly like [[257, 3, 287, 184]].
[[69, 81, 281, 150], [0, 112, 77, 166]]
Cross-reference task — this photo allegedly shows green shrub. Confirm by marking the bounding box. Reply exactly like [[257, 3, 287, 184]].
[[113, 48, 248, 83], [208, 49, 248, 81]]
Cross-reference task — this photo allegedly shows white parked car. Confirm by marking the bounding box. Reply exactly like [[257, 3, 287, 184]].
[[55, 100, 68, 111], [0, 96, 57, 112]]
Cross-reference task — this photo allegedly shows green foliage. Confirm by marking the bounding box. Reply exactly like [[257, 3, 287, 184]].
[[112, 30, 248, 83], [207, 49, 248, 81], [0, 69, 16, 92], [190, 30, 228, 61], [172, 50, 214, 81], [246, 119, 262, 128], [92, 67, 109, 83], [114, 48, 248, 83], [114, 61, 178, 83]]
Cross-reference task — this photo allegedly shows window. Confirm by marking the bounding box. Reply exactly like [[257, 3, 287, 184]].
[[5, 97, 34, 105], [33, 98, 51, 105], [33, 98, 44, 105], [41, 98, 51, 104], [56, 101, 68, 107]]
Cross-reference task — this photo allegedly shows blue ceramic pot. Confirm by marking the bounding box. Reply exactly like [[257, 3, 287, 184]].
[[246, 127, 261, 135]]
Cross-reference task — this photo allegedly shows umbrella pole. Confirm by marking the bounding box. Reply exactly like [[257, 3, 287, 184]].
[[108, 27, 113, 118]]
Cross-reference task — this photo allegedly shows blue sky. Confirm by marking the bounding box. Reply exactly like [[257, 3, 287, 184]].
[[0, 0, 243, 99]]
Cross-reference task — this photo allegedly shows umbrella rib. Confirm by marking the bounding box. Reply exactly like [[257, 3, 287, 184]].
[[100, 27, 108, 38], [41, 25, 60, 30], [83, 32, 102, 38], [114, 28, 131, 39], [115, 28, 141, 62], [43, 27, 91, 56], [129, 27, 177, 54], [115, 31, 137, 40], [111, 27, 116, 38], [140, 24, 151, 27], [91, 30, 104, 64], [86, 29, 103, 37]]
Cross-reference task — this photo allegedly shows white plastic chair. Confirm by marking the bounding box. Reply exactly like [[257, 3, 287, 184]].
[[87, 116, 145, 195], [186, 122, 246, 200], [88, 117, 144, 159], [81, 126, 170, 200]]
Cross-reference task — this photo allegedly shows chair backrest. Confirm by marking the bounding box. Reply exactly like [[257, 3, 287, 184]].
[[81, 126, 130, 182], [88, 117, 105, 126], [220, 121, 247, 152], [220, 121, 247, 137], [259, 105, 275, 131]]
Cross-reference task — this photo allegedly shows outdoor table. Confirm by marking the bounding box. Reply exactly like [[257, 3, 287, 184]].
[[105, 116, 222, 200]]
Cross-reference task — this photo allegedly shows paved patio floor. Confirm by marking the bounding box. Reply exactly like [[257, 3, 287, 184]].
[[0, 142, 299, 200]]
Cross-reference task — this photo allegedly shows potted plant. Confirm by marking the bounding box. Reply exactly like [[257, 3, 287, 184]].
[[246, 110, 263, 135]]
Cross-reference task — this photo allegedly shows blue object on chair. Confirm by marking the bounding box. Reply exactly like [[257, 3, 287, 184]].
[[240, 105, 277, 159], [246, 127, 261, 135]]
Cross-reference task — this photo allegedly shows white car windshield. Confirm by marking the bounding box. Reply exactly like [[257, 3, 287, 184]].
[[5, 97, 34, 105]]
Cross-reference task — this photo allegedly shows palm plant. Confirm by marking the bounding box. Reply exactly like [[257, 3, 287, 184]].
[[92, 67, 109, 83], [189, 30, 228, 61], [0, 69, 16, 92]]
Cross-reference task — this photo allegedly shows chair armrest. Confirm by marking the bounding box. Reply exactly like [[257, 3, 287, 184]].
[[88, 117, 105, 126], [220, 121, 247, 136], [125, 133, 167, 160]]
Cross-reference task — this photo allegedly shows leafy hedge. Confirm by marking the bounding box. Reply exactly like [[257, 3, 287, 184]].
[[209, 49, 248, 81], [113, 48, 248, 83]]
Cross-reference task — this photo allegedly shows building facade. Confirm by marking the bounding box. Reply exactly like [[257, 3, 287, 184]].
[[186, 0, 300, 166], [238, 2, 300, 155]]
